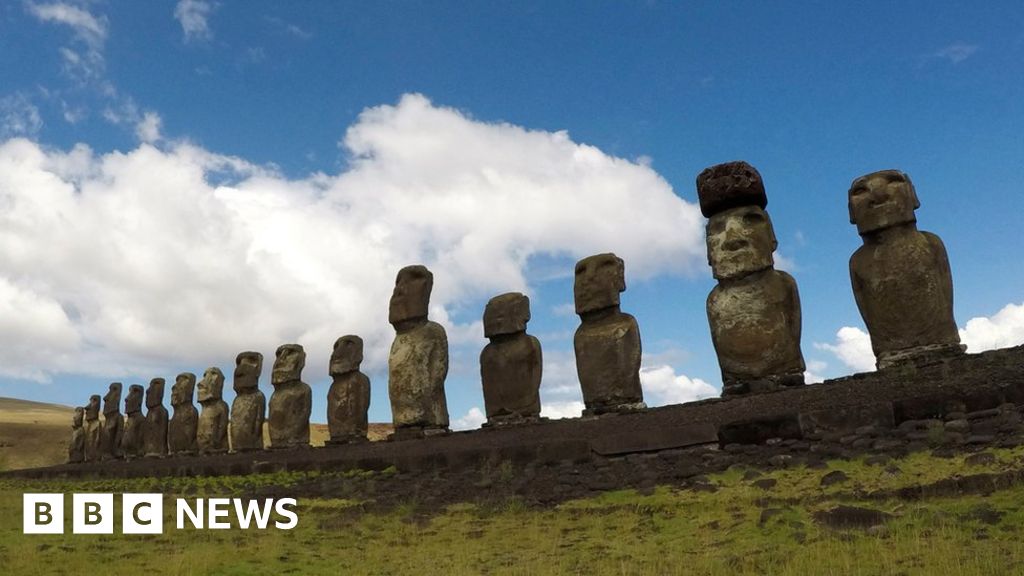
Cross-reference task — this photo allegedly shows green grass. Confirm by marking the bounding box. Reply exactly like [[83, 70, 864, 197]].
[[2, 448, 1024, 575]]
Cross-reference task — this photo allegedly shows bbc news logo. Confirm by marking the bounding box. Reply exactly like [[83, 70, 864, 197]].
[[24, 494, 298, 534]]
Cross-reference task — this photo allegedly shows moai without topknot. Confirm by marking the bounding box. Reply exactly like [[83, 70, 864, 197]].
[[697, 161, 805, 396], [480, 292, 542, 425], [327, 336, 371, 444], [388, 265, 450, 437], [144, 378, 168, 457], [67, 407, 85, 464], [268, 344, 312, 448], [848, 170, 964, 369], [168, 373, 198, 455], [83, 395, 102, 462], [231, 351, 266, 452], [197, 368, 229, 454], [101, 382, 124, 460], [121, 384, 145, 459], [573, 253, 645, 414]]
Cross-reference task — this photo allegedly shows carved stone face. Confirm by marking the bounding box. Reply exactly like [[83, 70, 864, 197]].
[[73, 406, 84, 428], [171, 373, 195, 406], [706, 205, 777, 280], [848, 170, 919, 235], [197, 368, 224, 403], [85, 395, 101, 420], [146, 378, 164, 408], [234, 351, 264, 392], [574, 253, 625, 315], [483, 292, 530, 337], [103, 383, 122, 414], [389, 265, 433, 325], [272, 344, 306, 385], [125, 384, 144, 414], [330, 336, 363, 376]]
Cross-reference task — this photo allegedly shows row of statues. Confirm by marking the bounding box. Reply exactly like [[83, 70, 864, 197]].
[[68, 162, 965, 462]]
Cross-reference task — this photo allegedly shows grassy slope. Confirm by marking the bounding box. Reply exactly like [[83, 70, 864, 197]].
[[2, 448, 1023, 575]]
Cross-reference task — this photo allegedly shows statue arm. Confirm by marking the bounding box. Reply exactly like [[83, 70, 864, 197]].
[[923, 231, 955, 310]]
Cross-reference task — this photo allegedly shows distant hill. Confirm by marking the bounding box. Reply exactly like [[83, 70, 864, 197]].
[[0, 396, 393, 471]]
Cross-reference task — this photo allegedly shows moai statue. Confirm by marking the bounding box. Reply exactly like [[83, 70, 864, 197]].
[[387, 265, 450, 438], [143, 378, 168, 457], [573, 253, 645, 414], [67, 407, 85, 464], [83, 395, 102, 462], [168, 372, 199, 455], [480, 292, 542, 425], [697, 161, 806, 396], [120, 384, 145, 460], [848, 170, 964, 369], [230, 351, 266, 452], [196, 368, 229, 454], [100, 382, 124, 460], [326, 336, 371, 444], [268, 344, 312, 448]]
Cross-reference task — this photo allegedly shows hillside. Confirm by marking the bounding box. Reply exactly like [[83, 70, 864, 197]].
[[0, 397, 392, 471]]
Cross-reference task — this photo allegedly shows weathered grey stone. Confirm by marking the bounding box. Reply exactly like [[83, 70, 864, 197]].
[[388, 265, 450, 435], [230, 351, 266, 452], [327, 336, 371, 444], [848, 170, 964, 369], [121, 384, 145, 460], [67, 407, 85, 463], [168, 372, 198, 455], [268, 344, 312, 448], [573, 253, 644, 414], [699, 162, 805, 396], [83, 395, 102, 462], [480, 292, 542, 425], [101, 382, 124, 460], [197, 367, 229, 454], [143, 378, 168, 457]]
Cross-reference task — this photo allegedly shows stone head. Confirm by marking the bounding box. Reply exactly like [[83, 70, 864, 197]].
[[125, 384, 144, 414], [233, 351, 264, 393], [848, 169, 919, 235], [85, 395, 101, 420], [197, 367, 225, 403], [146, 378, 165, 408], [574, 253, 626, 315], [171, 373, 196, 406], [483, 292, 531, 338], [72, 406, 84, 428], [272, 344, 306, 385], [330, 336, 363, 376], [696, 161, 768, 218], [706, 205, 777, 280], [103, 382, 122, 414], [389, 265, 433, 326]]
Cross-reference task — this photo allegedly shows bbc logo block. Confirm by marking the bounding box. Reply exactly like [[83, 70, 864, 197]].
[[24, 493, 163, 535]]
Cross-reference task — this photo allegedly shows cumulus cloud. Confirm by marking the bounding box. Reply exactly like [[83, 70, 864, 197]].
[[0, 94, 43, 138], [174, 0, 214, 43], [134, 112, 163, 144], [960, 302, 1024, 352], [540, 401, 585, 420], [639, 364, 717, 406], [451, 406, 485, 431], [0, 94, 705, 384], [815, 326, 875, 373], [27, 1, 108, 81], [804, 359, 828, 384]]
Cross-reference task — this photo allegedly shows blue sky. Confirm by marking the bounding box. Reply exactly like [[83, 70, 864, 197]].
[[0, 1, 1022, 429]]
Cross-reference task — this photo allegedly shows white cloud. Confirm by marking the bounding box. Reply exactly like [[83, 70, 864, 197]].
[[0, 94, 43, 138], [174, 0, 214, 43], [815, 326, 875, 373], [28, 1, 108, 81], [804, 359, 827, 384], [960, 302, 1024, 352], [451, 406, 485, 431], [0, 94, 706, 384], [639, 364, 718, 406], [134, 112, 162, 144], [934, 42, 979, 64], [540, 401, 585, 420]]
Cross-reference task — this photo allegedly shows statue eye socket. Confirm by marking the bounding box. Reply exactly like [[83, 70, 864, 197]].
[[743, 213, 764, 224], [851, 186, 868, 196]]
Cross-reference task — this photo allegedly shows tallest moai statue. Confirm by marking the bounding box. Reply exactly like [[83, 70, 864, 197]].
[[698, 161, 805, 396], [848, 170, 964, 369]]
